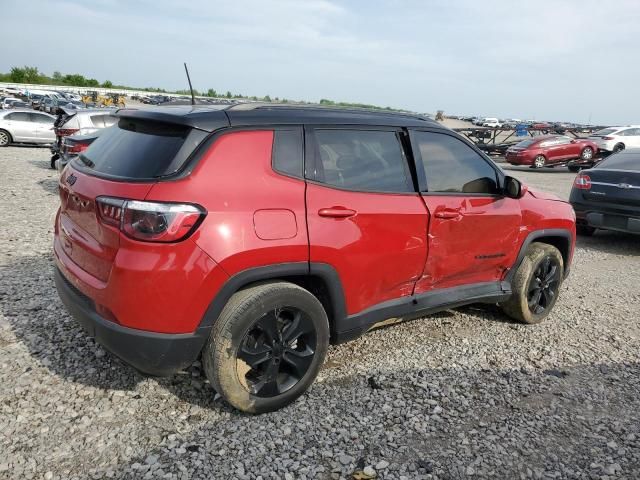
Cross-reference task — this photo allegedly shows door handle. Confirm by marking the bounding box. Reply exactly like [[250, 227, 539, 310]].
[[318, 207, 357, 218], [434, 210, 460, 219]]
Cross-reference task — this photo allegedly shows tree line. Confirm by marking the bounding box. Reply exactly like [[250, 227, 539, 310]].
[[1, 66, 403, 110]]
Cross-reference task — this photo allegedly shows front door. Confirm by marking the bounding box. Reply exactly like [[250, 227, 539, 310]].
[[409, 129, 522, 292], [305, 127, 428, 316]]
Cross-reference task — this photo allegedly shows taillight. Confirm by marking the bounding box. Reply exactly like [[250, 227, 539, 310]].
[[56, 128, 80, 137], [602, 136, 614, 140], [574, 174, 591, 190], [96, 197, 206, 242], [65, 142, 90, 154]]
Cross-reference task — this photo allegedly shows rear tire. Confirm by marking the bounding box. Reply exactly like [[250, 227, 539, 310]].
[[613, 143, 625, 153], [531, 155, 546, 168], [568, 165, 582, 173], [501, 243, 564, 324], [202, 282, 329, 414], [0, 129, 12, 147], [576, 225, 595, 236]]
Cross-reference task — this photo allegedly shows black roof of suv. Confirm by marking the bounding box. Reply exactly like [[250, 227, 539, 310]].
[[116, 103, 439, 132]]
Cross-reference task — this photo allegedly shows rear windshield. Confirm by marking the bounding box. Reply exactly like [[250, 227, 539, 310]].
[[596, 152, 640, 171], [592, 128, 617, 136], [514, 139, 536, 148], [73, 119, 205, 179]]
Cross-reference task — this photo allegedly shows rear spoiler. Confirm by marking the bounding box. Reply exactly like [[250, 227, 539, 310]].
[[115, 107, 230, 132]]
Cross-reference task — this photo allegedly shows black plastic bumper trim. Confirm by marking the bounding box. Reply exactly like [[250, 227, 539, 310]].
[[54, 268, 209, 376]]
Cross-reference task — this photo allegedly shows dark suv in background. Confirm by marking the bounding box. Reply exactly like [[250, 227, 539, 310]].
[[54, 104, 576, 413]]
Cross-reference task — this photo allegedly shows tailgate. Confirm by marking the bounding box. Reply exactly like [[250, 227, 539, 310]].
[[57, 166, 154, 282]]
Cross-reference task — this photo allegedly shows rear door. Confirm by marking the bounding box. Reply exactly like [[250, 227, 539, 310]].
[[30, 112, 55, 143], [305, 127, 428, 316], [409, 129, 522, 292]]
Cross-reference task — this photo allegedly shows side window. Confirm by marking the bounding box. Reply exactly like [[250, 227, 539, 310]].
[[412, 131, 499, 194], [30, 113, 54, 124], [312, 129, 413, 193], [621, 128, 640, 136], [5, 112, 31, 122], [272, 129, 303, 178]]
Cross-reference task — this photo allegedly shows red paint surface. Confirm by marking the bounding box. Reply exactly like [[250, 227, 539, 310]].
[[55, 129, 576, 335]]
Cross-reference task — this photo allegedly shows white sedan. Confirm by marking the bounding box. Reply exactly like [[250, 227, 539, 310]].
[[588, 126, 640, 153], [0, 110, 56, 146]]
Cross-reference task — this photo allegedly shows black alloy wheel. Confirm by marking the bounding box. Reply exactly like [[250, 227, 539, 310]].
[[238, 306, 317, 398], [527, 256, 561, 315]]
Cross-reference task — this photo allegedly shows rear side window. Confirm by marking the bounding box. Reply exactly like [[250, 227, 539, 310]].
[[272, 129, 303, 178], [412, 131, 499, 194], [31, 113, 53, 124], [74, 119, 205, 179], [312, 129, 413, 193]]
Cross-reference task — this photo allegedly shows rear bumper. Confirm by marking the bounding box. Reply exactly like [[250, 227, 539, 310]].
[[572, 201, 640, 234], [54, 267, 210, 376]]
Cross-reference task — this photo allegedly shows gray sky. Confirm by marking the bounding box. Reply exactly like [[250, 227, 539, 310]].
[[2, 0, 639, 124]]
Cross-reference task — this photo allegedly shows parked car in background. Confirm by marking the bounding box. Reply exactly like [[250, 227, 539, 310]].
[[587, 126, 640, 153], [0, 110, 55, 146], [6, 100, 31, 109], [505, 135, 598, 168], [30, 94, 45, 109], [56, 131, 102, 172], [1, 97, 20, 109], [3, 87, 22, 96], [570, 150, 640, 236], [482, 118, 503, 128], [54, 104, 576, 413], [50, 109, 117, 168]]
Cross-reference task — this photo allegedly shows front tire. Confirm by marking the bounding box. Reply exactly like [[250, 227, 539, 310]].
[[501, 243, 564, 324], [580, 147, 594, 160], [531, 155, 546, 168], [202, 282, 329, 414], [613, 143, 625, 153]]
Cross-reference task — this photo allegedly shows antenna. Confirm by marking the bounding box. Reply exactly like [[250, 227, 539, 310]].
[[184, 62, 195, 106]]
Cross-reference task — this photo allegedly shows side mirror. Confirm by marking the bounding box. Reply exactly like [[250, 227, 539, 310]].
[[504, 176, 527, 199]]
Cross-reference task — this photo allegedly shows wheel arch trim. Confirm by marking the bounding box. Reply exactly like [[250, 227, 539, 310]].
[[198, 262, 347, 335], [506, 228, 574, 282]]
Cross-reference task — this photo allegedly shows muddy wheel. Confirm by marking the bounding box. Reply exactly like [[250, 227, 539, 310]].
[[501, 243, 564, 324], [202, 282, 329, 414]]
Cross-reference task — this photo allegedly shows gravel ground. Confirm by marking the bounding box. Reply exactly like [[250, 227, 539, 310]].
[[1, 147, 639, 480]]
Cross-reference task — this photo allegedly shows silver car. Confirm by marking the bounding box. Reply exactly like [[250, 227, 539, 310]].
[[0, 110, 55, 146]]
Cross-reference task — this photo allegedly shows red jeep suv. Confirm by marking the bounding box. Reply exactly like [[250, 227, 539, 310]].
[[54, 105, 576, 413]]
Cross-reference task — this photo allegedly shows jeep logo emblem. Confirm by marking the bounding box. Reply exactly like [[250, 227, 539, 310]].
[[66, 174, 77, 186]]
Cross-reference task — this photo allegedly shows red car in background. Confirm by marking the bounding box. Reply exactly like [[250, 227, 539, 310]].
[[506, 135, 598, 170]]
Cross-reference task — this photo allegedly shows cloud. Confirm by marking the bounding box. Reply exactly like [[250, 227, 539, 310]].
[[1, 0, 639, 123]]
